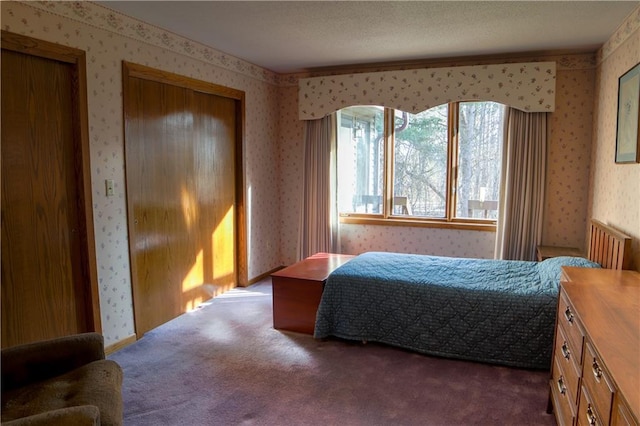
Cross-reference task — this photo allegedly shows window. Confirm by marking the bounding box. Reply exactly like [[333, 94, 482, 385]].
[[337, 102, 505, 228]]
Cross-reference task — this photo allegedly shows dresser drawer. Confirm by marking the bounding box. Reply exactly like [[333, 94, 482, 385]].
[[613, 395, 639, 426], [577, 386, 600, 426], [558, 289, 584, 363], [555, 321, 581, 405], [581, 341, 614, 425], [551, 355, 576, 426]]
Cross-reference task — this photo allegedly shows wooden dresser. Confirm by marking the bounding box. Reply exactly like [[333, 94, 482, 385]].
[[549, 267, 640, 426]]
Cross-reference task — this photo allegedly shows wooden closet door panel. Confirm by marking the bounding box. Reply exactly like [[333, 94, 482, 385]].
[[126, 77, 195, 335], [124, 62, 240, 337], [1, 49, 88, 347], [192, 92, 236, 301]]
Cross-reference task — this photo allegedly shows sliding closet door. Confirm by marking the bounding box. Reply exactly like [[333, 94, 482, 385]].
[[124, 63, 242, 336], [125, 78, 191, 334], [192, 92, 237, 295]]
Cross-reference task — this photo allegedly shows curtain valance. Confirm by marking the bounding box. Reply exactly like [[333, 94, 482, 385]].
[[299, 62, 556, 120]]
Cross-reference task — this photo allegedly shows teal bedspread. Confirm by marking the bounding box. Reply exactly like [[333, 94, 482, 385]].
[[314, 252, 600, 369]]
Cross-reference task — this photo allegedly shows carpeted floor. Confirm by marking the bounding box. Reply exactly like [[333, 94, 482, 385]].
[[109, 278, 557, 426]]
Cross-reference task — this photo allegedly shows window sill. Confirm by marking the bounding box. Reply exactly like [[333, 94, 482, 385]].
[[339, 215, 496, 232]]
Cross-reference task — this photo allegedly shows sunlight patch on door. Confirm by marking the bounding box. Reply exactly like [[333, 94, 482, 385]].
[[213, 205, 235, 282], [181, 185, 197, 230], [182, 249, 204, 311]]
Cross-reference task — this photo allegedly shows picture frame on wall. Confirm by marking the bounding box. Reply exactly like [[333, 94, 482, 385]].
[[615, 62, 640, 163]]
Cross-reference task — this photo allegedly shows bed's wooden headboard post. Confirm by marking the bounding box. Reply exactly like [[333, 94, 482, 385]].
[[588, 219, 632, 270]]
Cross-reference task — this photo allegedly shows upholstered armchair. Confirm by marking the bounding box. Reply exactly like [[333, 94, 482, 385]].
[[1, 332, 123, 426]]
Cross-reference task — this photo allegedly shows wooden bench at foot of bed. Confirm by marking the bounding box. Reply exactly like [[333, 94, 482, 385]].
[[271, 253, 354, 334]]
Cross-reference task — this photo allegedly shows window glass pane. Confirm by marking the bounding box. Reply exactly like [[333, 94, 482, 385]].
[[337, 106, 384, 214], [456, 101, 504, 220], [392, 105, 448, 217]]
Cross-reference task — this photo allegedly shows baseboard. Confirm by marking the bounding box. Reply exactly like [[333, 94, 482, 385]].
[[105, 333, 137, 355], [245, 266, 284, 286]]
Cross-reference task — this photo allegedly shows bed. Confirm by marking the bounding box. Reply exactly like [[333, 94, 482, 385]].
[[314, 220, 632, 369]]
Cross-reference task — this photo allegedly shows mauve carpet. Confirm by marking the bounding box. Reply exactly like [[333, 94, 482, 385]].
[[108, 278, 557, 426]]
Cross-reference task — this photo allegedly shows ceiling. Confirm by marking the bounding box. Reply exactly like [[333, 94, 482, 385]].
[[97, 1, 639, 73]]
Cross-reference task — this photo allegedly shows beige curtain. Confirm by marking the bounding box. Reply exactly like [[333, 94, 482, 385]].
[[495, 108, 548, 261], [297, 114, 339, 260]]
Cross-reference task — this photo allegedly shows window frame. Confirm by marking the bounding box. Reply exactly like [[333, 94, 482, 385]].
[[338, 102, 500, 232]]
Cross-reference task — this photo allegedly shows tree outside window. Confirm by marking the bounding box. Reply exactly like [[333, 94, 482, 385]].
[[337, 102, 504, 227]]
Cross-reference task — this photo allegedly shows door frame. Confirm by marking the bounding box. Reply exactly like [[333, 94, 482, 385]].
[[1, 31, 102, 333], [122, 61, 247, 338]]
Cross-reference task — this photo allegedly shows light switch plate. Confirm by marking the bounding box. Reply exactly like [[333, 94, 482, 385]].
[[105, 179, 115, 197]]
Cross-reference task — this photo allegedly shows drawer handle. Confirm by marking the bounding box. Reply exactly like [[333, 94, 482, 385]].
[[592, 359, 603, 381], [586, 403, 597, 426], [561, 341, 570, 360], [564, 306, 574, 324], [556, 376, 567, 395]]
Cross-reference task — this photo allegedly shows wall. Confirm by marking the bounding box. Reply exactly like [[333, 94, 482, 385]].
[[279, 53, 598, 264], [543, 64, 596, 248], [591, 5, 640, 271], [278, 84, 304, 263], [2, 1, 283, 345]]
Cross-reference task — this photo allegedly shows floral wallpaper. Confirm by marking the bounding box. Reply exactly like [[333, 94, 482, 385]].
[[298, 62, 556, 119], [591, 4, 640, 271], [2, 0, 283, 346], [339, 225, 496, 259], [543, 67, 596, 249], [278, 85, 305, 265]]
